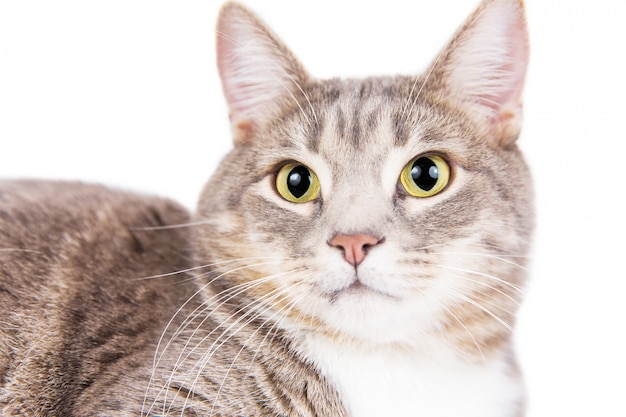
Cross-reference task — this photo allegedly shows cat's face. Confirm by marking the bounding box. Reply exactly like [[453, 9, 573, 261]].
[[195, 0, 532, 357]]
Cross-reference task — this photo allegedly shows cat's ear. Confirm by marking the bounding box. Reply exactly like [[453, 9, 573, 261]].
[[216, 2, 310, 144], [426, 0, 529, 147]]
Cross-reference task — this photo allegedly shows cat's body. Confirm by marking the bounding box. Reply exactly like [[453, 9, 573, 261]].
[[0, 0, 533, 416], [0, 181, 345, 416]]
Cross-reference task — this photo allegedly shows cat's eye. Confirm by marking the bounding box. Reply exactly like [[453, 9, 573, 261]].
[[400, 155, 450, 198], [275, 163, 320, 203]]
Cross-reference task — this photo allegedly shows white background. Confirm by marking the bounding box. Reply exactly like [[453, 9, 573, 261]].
[[1, 1, 625, 416]]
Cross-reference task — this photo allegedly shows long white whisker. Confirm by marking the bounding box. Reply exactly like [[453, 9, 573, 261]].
[[436, 300, 486, 362], [129, 219, 213, 231], [143, 259, 292, 416], [401, 50, 443, 121], [430, 251, 528, 271], [430, 279, 516, 337], [462, 295, 515, 334], [0, 248, 44, 254], [248, 281, 312, 370], [442, 272, 521, 306], [159, 267, 304, 415], [134, 257, 291, 282], [162, 276, 292, 414], [446, 287, 515, 334], [208, 276, 309, 416], [180, 271, 305, 414], [466, 290, 517, 319], [429, 263, 525, 295]]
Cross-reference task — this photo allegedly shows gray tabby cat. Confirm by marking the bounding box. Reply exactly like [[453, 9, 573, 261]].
[[0, 0, 533, 415]]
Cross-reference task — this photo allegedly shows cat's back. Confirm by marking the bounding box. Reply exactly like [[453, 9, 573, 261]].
[[0, 180, 192, 262], [0, 180, 194, 415]]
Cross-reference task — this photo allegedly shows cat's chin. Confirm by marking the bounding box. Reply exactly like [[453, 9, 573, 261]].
[[303, 287, 442, 348]]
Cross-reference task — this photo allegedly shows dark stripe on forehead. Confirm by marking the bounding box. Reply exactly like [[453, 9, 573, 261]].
[[392, 111, 411, 146], [315, 78, 429, 150], [307, 118, 323, 153], [365, 107, 381, 133], [357, 82, 371, 100], [347, 105, 362, 148], [335, 106, 346, 140]]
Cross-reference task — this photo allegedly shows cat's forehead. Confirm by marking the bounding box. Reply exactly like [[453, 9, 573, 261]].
[[287, 77, 468, 168], [317, 83, 402, 151]]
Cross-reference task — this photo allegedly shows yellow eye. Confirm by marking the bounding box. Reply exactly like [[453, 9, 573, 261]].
[[276, 163, 320, 203], [400, 155, 450, 198]]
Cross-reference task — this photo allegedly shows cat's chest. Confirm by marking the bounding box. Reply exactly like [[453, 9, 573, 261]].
[[300, 338, 523, 417]]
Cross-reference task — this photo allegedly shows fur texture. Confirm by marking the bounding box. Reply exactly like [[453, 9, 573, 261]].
[[0, 0, 533, 415]]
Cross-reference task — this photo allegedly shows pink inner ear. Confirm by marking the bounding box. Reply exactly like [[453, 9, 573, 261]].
[[216, 8, 275, 129], [215, 6, 307, 143], [441, 0, 529, 144], [216, 29, 258, 120], [216, 37, 238, 113], [489, 17, 529, 114]]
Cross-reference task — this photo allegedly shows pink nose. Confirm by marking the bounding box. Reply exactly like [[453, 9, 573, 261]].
[[329, 234, 381, 267]]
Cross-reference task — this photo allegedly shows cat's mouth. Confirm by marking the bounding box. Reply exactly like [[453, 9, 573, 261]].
[[327, 279, 396, 302]]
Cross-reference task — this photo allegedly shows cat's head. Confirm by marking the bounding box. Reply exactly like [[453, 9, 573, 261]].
[[195, 0, 532, 358]]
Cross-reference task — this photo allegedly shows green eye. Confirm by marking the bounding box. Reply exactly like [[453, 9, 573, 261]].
[[400, 155, 450, 198], [276, 163, 320, 203]]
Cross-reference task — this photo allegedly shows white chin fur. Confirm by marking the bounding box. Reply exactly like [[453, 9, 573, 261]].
[[313, 290, 442, 346]]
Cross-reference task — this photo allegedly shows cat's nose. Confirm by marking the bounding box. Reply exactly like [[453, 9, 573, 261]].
[[329, 234, 382, 267]]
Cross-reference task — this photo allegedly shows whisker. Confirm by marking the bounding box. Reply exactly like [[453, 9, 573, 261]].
[[444, 286, 515, 334], [406, 239, 530, 258], [248, 281, 311, 369], [467, 291, 517, 319], [462, 295, 515, 334], [428, 263, 525, 295], [180, 273, 304, 414], [444, 272, 520, 306], [207, 279, 308, 415], [143, 277, 211, 415], [0, 248, 44, 255], [404, 242, 450, 252], [429, 276, 516, 337], [143, 259, 293, 416], [154, 267, 304, 415], [133, 257, 291, 282], [436, 300, 486, 362], [134, 264, 218, 282], [129, 219, 213, 231], [401, 50, 443, 121], [430, 251, 528, 271]]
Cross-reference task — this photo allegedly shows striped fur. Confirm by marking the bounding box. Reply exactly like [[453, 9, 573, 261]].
[[0, 0, 532, 415]]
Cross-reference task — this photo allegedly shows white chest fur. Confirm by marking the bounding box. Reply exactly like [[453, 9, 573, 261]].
[[300, 337, 523, 417]]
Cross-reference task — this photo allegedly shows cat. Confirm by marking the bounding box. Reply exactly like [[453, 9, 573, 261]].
[[0, 0, 533, 416]]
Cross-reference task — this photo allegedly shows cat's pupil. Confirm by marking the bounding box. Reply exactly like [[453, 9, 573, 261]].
[[411, 157, 439, 191], [287, 165, 311, 198]]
